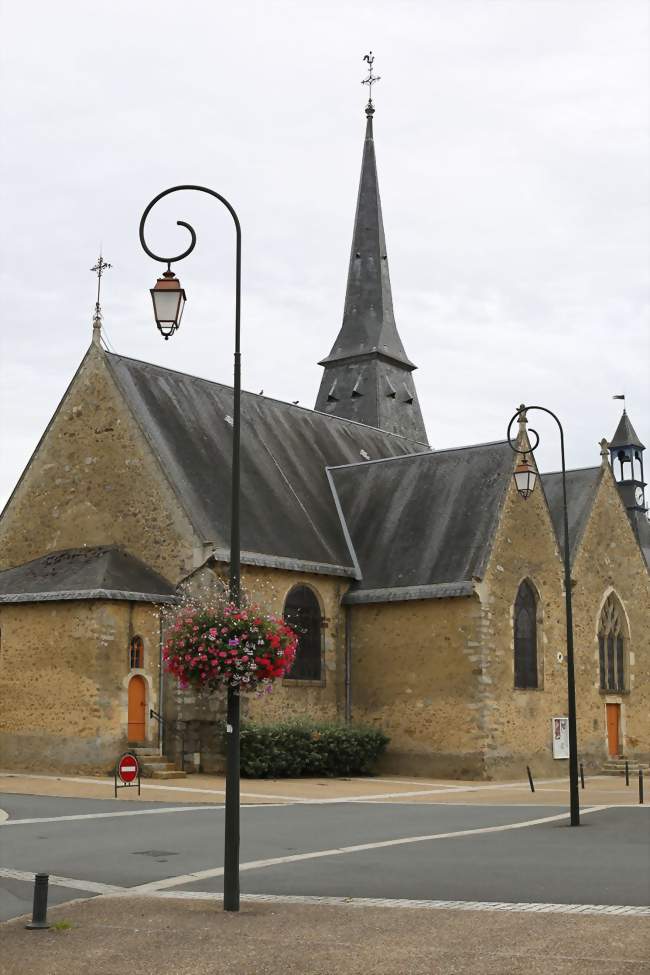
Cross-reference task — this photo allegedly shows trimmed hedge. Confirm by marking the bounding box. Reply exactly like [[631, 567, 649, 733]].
[[239, 720, 389, 778]]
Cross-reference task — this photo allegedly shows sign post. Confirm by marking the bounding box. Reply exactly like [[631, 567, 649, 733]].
[[552, 717, 570, 760], [114, 752, 141, 798]]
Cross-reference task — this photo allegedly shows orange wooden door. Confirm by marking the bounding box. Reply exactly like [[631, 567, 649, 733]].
[[128, 676, 146, 742], [606, 703, 620, 757]]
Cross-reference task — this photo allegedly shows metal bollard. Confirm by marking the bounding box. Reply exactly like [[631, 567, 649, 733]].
[[579, 763, 585, 789], [639, 769, 644, 805], [25, 874, 51, 930], [625, 760, 629, 786], [526, 766, 535, 793]]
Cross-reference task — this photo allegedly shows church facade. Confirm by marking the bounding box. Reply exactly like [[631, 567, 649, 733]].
[[1, 102, 648, 779]]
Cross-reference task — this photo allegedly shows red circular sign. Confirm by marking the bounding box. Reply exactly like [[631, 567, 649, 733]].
[[117, 753, 139, 784]]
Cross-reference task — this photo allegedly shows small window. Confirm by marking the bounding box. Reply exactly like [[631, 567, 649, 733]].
[[598, 596, 626, 691], [283, 586, 323, 682], [514, 581, 538, 689], [130, 635, 144, 670]]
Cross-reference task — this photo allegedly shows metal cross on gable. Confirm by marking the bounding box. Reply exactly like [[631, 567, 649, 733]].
[[91, 251, 112, 319], [361, 51, 381, 105]]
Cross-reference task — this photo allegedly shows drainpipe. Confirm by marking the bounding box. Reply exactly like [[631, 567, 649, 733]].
[[158, 610, 164, 754], [344, 604, 352, 724]]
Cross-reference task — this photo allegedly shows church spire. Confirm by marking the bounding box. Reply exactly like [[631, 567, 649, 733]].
[[314, 55, 428, 444]]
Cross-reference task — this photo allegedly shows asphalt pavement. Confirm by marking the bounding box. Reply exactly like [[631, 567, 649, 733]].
[[1, 792, 648, 923]]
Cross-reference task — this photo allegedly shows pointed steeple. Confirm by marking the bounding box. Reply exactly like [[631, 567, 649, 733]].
[[315, 62, 428, 444], [610, 410, 645, 451]]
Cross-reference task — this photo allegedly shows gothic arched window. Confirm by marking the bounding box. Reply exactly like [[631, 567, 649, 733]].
[[598, 595, 626, 692], [283, 586, 323, 682], [514, 581, 538, 689], [130, 635, 144, 670]]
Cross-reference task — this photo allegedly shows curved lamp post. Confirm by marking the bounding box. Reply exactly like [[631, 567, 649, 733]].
[[507, 405, 580, 826], [139, 185, 243, 909]]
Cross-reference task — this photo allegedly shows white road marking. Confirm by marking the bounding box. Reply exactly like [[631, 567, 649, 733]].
[[134, 890, 650, 917], [0, 809, 8, 824], [0, 771, 630, 806], [3, 873, 646, 919], [0, 867, 122, 895], [0, 801, 288, 826], [130, 805, 611, 893]]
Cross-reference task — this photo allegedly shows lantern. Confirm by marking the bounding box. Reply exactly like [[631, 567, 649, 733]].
[[150, 269, 186, 339], [513, 457, 537, 499]]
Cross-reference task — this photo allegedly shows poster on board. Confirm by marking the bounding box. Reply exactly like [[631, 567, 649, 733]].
[[552, 716, 569, 759]]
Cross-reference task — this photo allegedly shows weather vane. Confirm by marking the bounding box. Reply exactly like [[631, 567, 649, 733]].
[[90, 251, 112, 321], [361, 51, 381, 110]]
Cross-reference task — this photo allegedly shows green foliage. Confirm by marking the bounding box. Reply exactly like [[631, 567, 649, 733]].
[[51, 920, 73, 931], [239, 720, 389, 778]]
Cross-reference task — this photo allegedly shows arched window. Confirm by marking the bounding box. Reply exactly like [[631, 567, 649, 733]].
[[514, 581, 538, 689], [130, 635, 144, 670], [283, 586, 323, 682], [598, 595, 625, 692]]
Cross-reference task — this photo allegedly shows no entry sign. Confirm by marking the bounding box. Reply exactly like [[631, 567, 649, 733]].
[[114, 752, 141, 797], [118, 753, 139, 783]]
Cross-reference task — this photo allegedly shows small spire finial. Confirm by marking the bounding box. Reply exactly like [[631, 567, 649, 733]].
[[612, 392, 626, 414], [362, 51, 381, 116], [90, 251, 112, 346]]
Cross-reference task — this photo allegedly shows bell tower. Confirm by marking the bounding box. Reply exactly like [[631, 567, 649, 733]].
[[609, 409, 647, 515]]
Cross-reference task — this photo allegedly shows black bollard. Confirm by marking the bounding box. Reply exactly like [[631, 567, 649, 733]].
[[25, 874, 51, 930], [639, 769, 644, 805], [579, 763, 585, 789], [625, 760, 629, 786], [526, 766, 535, 793]]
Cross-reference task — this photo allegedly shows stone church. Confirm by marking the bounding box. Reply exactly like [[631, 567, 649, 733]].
[[1, 102, 648, 780]]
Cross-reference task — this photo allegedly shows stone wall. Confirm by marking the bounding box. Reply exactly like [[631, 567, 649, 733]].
[[0, 599, 162, 773], [160, 563, 346, 773], [476, 475, 568, 779], [349, 596, 485, 778], [0, 346, 198, 582], [570, 468, 650, 765]]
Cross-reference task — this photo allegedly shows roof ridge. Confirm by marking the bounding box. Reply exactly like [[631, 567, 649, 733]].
[[105, 351, 428, 447], [541, 465, 601, 477], [327, 438, 508, 472]]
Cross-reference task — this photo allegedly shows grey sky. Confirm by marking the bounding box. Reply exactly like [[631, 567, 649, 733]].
[[1, 0, 648, 510]]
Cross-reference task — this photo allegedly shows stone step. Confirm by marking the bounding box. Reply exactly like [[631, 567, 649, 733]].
[[149, 769, 188, 779]]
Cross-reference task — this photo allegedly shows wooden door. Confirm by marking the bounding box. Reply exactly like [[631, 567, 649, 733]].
[[128, 676, 146, 742], [606, 703, 620, 757]]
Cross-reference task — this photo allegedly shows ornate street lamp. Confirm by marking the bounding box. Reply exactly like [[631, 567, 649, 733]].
[[139, 185, 243, 909], [150, 268, 186, 339], [507, 404, 580, 826]]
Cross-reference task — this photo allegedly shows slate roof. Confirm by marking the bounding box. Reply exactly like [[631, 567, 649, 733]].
[[328, 441, 514, 603], [540, 467, 602, 565], [0, 547, 177, 604], [610, 411, 645, 450], [105, 352, 422, 577]]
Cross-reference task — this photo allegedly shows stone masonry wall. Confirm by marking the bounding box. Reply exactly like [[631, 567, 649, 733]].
[[0, 599, 161, 773], [161, 563, 346, 773], [349, 596, 485, 778], [477, 476, 567, 779], [570, 468, 650, 765], [0, 346, 198, 582]]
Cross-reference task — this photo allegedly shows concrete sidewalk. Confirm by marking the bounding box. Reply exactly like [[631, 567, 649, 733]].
[[1, 895, 647, 975], [0, 769, 641, 807]]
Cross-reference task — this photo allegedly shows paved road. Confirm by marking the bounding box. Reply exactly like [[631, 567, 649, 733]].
[[1, 793, 648, 922]]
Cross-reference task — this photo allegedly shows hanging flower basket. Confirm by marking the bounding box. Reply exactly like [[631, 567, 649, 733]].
[[162, 602, 299, 693]]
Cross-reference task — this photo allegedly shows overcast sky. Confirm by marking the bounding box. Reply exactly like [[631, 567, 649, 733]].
[[1, 0, 648, 510]]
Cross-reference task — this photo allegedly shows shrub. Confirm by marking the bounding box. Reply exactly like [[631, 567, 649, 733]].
[[239, 720, 389, 778]]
